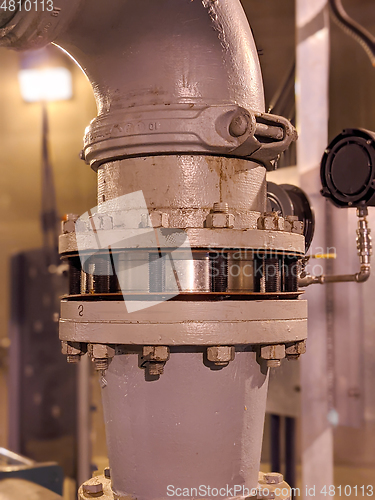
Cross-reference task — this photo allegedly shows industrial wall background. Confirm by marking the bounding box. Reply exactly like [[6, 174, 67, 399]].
[[0, 0, 374, 499]]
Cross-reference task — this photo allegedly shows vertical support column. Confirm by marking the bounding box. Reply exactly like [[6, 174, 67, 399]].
[[296, 0, 334, 495]]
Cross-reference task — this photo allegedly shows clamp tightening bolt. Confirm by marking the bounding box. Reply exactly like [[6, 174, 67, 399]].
[[229, 113, 250, 137]]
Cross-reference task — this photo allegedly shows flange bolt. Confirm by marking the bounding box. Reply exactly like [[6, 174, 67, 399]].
[[82, 482, 103, 496]]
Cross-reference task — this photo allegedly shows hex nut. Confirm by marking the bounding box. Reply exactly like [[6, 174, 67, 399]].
[[207, 346, 235, 365], [205, 212, 235, 229], [139, 213, 151, 228], [104, 467, 111, 479], [142, 346, 170, 362], [257, 213, 285, 231], [62, 214, 79, 234], [150, 211, 169, 228], [284, 215, 297, 232], [82, 481, 104, 496], [264, 472, 283, 485], [260, 344, 285, 360], [91, 344, 116, 360], [285, 340, 306, 357], [292, 220, 304, 235], [89, 214, 113, 231], [61, 341, 85, 356]]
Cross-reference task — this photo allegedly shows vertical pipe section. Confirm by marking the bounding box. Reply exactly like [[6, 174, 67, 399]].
[[296, 0, 334, 494], [101, 351, 269, 500]]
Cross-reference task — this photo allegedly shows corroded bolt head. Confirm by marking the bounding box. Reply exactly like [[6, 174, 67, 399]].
[[285, 340, 306, 358], [62, 341, 85, 357], [62, 214, 79, 234], [260, 344, 285, 360], [82, 482, 103, 496], [257, 213, 284, 231], [149, 211, 169, 228], [229, 113, 250, 137], [89, 214, 113, 231], [205, 211, 235, 229], [142, 346, 170, 362], [91, 344, 116, 360], [264, 472, 283, 484]]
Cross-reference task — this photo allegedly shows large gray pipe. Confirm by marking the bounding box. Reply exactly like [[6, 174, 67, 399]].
[[102, 351, 268, 500], [1, 2, 276, 499]]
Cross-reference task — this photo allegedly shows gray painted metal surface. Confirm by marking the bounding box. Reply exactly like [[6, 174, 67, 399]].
[[0, 1, 304, 497], [101, 351, 269, 499], [60, 300, 307, 345], [97, 156, 266, 228]]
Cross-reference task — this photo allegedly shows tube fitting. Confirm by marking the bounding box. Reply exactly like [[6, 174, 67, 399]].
[[299, 206, 372, 286]]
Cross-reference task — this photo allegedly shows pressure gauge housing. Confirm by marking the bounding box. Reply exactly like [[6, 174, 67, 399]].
[[320, 128, 375, 208]]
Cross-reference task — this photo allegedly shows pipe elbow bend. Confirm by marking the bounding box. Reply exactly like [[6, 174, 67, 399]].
[[0, 0, 82, 50], [355, 267, 371, 283]]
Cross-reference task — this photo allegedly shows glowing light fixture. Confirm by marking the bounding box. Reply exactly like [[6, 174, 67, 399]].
[[18, 66, 72, 103]]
